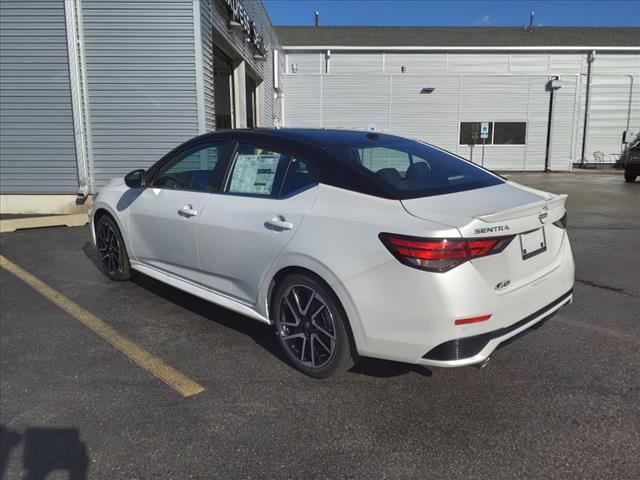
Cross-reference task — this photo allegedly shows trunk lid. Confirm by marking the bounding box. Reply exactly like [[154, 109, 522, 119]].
[[401, 181, 568, 293]]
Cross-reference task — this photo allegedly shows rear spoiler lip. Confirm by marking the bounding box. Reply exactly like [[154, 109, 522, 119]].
[[474, 194, 567, 223]]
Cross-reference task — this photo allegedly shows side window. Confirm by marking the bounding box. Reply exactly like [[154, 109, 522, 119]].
[[154, 143, 227, 192], [281, 158, 316, 196], [225, 144, 290, 196]]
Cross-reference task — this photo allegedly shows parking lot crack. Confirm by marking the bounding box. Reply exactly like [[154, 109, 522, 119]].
[[576, 278, 636, 298]]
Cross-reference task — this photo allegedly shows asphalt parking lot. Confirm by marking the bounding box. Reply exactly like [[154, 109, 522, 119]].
[[1, 172, 639, 480]]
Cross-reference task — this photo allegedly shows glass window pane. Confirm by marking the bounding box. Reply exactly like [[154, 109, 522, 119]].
[[225, 144, 289, 196], [459, 122, 493, 145], [358, 147, 412, 173], [493, 122, 527, 145], [155, 143, 226, 192], [281, 158, 315, 196], [334, 140, 502, 196]]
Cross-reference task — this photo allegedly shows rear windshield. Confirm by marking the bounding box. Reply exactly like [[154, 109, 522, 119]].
[[328, 138, 503, 198]]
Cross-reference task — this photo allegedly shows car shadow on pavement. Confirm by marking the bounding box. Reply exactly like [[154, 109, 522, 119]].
[[82, 241, 433, 379], [0, 424, 89, 480], [351, 358, 432, 378], [133, 272, 288, 361]]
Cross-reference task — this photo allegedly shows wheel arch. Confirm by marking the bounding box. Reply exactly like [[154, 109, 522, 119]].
[[91, 204, 133, 258], [265, 263, 365, 355]]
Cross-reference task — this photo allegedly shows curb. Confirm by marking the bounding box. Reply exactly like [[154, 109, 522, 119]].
[[0, 213, 89, 233]]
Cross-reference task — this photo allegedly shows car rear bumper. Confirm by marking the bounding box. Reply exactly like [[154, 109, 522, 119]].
[[345, 230, 575, 367], [418, 289, 572, 367]]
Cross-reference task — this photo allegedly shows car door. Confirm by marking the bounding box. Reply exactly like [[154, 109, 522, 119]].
[[197, 141, 318, 304], [127, 141, 229, 284]]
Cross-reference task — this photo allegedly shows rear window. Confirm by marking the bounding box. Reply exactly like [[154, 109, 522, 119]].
[[330, 139, 503, 198]]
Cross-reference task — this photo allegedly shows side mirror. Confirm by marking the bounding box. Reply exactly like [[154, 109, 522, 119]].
[[124, 169, 146, 189]]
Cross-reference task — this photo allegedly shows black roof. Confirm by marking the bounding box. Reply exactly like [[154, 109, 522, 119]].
[[156, 128, 501, 199], [275, 26, 640, 48]]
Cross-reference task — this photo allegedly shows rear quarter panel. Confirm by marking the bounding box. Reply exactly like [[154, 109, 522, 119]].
[[260, 184, 459, 350]]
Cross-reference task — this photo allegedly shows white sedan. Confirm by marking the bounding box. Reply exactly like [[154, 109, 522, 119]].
[[91, 129, 575, 378]]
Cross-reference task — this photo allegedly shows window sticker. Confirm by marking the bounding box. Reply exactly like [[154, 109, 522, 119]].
[[228, 154, 280, 195]]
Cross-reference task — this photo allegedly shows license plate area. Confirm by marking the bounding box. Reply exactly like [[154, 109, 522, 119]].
[[519, 227, 547, 260]]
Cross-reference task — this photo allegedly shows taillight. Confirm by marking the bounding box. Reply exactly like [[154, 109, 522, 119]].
[[379, 233, 514, 272], [553, 212, 567, 229]]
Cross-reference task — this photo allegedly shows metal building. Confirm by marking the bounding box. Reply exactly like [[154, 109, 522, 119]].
[[277, 27, 640, 171], [1, 0, 283, 212], [1, 2, 639, 214]]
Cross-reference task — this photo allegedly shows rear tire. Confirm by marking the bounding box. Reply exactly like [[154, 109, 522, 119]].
[[624, 170, 637, 183], [273, 273, 357, 378], [95, 215, 132, 281]]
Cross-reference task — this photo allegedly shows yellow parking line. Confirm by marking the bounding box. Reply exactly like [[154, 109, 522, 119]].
[[0, 255, 205, 398]]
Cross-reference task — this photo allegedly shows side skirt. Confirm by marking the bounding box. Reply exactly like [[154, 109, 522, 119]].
[[130, 261, 271, 325]]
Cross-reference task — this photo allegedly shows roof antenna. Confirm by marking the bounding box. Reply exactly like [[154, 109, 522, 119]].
[[526, 11, 535, 31], [315, 11, 320, 27]]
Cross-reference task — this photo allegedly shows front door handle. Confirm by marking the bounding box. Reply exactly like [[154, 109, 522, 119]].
[[265, 216, 294, 231], [178, 204, 198, 218]]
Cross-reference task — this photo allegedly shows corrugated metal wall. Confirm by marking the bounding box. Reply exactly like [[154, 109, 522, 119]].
[[81, 0, 199, 188], [585, 53, 640, 160], [1, 0, 282, 195], [200, 0, 216, 132], [0, 0, 79, 193], [283, 50, 640, 171]]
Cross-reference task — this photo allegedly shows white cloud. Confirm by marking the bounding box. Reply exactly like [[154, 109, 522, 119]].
[[474, 14, 495, 26]]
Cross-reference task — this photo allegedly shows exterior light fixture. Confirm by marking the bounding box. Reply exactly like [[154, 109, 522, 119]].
[[291, 63, 298, 73], [420, 88, 435, 94], [401, 65, 407, 73]]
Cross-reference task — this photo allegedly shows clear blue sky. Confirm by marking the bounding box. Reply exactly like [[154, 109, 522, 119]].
[[263, 0, 640, 27]]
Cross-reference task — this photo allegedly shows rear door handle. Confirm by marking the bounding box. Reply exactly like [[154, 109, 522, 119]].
[[265, 216, 294, 231], [178, 204, 198, 218]]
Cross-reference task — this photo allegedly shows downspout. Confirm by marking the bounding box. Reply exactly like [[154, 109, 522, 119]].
[[580, 50, 596, 165], [625, 74, 634, 136], [64, 0, 92, 197]]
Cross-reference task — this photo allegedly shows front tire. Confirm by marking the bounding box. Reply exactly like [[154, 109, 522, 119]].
[[624, 170, 637, 182], [95, 215, 132, 281], [273, 274, 357, 378]]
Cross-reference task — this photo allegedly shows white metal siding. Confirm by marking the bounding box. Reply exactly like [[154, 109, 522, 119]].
[[588, 75, 636, 158], [81, 0, 199, 188], [584, 53, 640, 160], [447, 54, 509, 74], [457, 76, 531, 170], [283, 75, 321, 128], [1, 0, 79, 193], [389, 75, 460, 145], [549, 76, 580, 170], [330, 52, 384, 75], [383, 53, 448, 75], [322, 76, 389, 130], [549, 53, 585, 75], [509, 54, 549, 74], [283, 49, 636, 171], [287, 52, 322, 75]]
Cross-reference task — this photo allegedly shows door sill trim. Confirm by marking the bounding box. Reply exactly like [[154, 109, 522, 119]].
[[130, 261, 270, 324]]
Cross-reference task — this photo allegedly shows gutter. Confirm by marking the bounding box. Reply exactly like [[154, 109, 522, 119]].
[[281, 45, 640, 52]]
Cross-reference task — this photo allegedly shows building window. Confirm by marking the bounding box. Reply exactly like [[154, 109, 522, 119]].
[[459, 122, 527, 145], [459, 122, 493, 145], [493, 122, 527, 145]]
